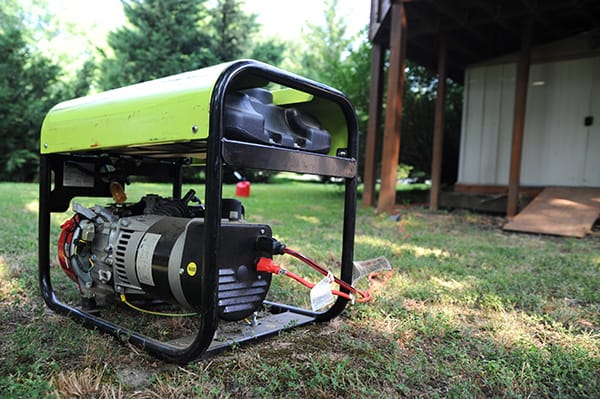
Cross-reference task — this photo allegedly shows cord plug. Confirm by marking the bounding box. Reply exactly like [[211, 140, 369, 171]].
[[256, 236, 286, 255], [256, 257, 281, 274]]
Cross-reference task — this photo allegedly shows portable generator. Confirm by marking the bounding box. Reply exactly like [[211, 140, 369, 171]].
[[39, 60, 360, 363]]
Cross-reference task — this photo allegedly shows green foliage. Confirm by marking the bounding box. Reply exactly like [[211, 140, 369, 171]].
[[333, 34, 373, 172], [294, 0, 353, 85], [249, 38, 286, 67], [397, 163, 413, 180], [401, 61, 463, 183], [288, 0, 373, 174], [209, 0, 259, 62], [290, 0, 464, 183], [0, 0, 290, 182], [0, 18, 62, 181], [69, 59, 97, 99], [99, 0, 216, 89], [0, 3, 95, 182], [98, 0, 278, 89], [0, 0, 53, 44]]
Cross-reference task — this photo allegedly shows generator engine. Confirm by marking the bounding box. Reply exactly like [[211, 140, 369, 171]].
[[57, 189, 272, 322]]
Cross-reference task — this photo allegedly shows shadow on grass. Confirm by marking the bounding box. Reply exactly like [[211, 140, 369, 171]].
[[2, 182, 599, 398]]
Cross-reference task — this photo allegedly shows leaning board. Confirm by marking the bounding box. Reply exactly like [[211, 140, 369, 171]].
[[503, 187, 600, 238]]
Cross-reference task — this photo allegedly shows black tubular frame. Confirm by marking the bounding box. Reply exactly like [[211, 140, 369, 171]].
[[39, 60, 359, 363]]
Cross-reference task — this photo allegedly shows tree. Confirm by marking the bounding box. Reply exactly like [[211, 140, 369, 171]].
[[1, 0, 54, 44], [320, 31, 373, 176], [290, 0, 463, 183], [0, 16, 65, 181], [99, 0, 270, 89], [207, 0, 287, 67], [2, 0, 95, 79], [294, 0, 353, 85], [249, 39, 286, 67], [209, 0, 259, 62], [99, 0, 216, 89], [289, 1, 372, 173]]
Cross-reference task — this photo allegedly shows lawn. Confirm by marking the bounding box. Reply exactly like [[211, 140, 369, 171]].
[[0, 180, 598, 398]]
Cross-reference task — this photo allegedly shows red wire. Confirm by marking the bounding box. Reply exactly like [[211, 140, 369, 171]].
[[283, 270, 355, 301], [282, 248, 372, 303]]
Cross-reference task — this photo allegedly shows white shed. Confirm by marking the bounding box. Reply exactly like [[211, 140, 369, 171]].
[[365, 0, 600, 217], [458, 33, 600, 188]]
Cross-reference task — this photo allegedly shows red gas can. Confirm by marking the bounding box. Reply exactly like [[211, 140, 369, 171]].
[[235, 180, 251, 197]]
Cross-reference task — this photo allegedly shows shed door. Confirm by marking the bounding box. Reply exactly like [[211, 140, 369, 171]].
[[522, 57, 600, 186], [583, 57, 600, 185]]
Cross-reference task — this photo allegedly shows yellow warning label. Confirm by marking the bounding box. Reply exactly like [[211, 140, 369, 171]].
[[186, 262, 197, 277]]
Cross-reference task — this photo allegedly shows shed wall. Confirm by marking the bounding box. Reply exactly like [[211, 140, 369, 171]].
[[458, 55, 600, 187]]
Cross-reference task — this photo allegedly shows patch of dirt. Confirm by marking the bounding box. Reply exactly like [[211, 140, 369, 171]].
[[402, 298, 426, 312], [116, 367, 154, 390]]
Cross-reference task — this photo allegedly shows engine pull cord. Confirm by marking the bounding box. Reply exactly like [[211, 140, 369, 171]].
[[119, 294, 198, 317]]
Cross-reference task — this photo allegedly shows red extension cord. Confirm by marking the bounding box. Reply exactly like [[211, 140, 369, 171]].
[[256, 247, 382, 303]]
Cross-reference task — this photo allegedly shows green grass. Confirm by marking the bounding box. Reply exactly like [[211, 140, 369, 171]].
[[0, 181, 599, 398]]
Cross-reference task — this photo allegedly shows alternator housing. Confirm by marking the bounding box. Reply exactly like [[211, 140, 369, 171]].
[[60, 197, 272, 322]]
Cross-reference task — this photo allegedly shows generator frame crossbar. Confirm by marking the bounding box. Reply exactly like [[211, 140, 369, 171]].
[[39, 60, 359, 363]]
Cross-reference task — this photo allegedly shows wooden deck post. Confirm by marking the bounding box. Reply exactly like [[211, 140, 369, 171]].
[[377, 2, 407, 214], [507, 21, 533, 217], [362, 41, 385, 207], [429, 33, 448, 211]]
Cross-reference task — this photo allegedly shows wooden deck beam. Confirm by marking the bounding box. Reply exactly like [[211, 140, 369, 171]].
[[362, 42, 386, 207], [377, 2, 407, 214], [507, 20, 533, 217], [429, 33, 448, 211]]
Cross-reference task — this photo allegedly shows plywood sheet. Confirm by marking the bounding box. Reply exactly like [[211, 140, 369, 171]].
[[503, 187, 600, 238]]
